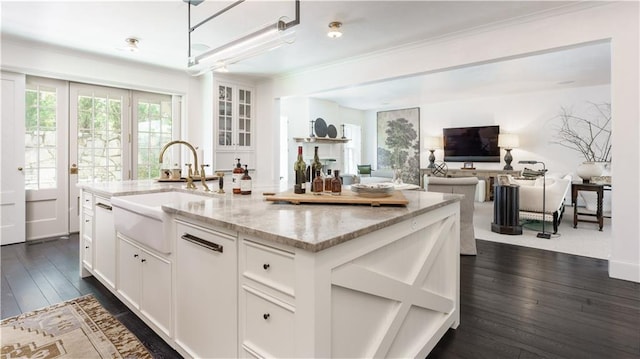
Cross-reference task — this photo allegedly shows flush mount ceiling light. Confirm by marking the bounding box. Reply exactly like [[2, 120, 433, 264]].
[[327, 21, 343, 38], [185, 0, 300, 76], [120, 37, 139, 52]]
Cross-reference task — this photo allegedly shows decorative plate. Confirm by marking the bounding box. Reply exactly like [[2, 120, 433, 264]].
[[350, 183, 395, 198], [327, 124, 338, 138], [314, 117, 328, 137]]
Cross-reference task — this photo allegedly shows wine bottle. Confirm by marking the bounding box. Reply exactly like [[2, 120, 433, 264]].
[[294, 146, 306, 194], [313, 170, 324, 193], [312, 146, 322, 179], [232, 158, 244, 194], [240, 165, 252, 195]]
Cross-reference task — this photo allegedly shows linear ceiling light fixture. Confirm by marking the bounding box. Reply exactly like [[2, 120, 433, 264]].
[[186, 0, 300, 76]]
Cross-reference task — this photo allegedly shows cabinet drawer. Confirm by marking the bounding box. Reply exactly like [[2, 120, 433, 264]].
[[82, 193, 93, 209], [242, 287, 294, 358], [243, 240, 294, 297], [82, 212, 93, 239], [82, 238, 92, 268]]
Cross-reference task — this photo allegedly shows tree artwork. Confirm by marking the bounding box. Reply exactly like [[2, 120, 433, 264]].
[[376, 108, 420, 185]]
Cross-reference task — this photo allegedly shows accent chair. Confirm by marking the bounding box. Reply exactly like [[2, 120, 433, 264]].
[[424, 176, 479, 255]]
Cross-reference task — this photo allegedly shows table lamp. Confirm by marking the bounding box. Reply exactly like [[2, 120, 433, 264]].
[[498, 133, 519, 170], [425, 136, 443, 169]]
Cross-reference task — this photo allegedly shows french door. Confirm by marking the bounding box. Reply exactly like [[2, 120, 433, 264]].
[[23, 77, 69, 240], [69, 83, 130, 233], [1, 72, 26, 245]]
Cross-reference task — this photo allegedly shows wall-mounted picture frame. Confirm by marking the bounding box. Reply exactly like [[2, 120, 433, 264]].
[[463, 162, 475, 169], [376, 107, 420, 185]]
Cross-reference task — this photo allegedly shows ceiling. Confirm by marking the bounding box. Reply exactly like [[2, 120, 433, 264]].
[[1, 1, 610, 109]]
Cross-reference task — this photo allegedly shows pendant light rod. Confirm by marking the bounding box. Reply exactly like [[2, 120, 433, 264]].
[[186, 0, 300, 69], [190, 0, 245, 33]]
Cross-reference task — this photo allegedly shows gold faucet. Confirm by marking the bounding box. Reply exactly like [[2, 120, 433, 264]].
[[200, 164, 211, 192], [159, 140, 200, 178], [185, 164, 197, 190]]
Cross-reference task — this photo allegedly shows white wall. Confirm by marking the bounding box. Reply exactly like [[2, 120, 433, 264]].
[[360, 84, 610, 177], [281, 98, 366, 184], [0, 36, 206, 157], [258, 3, 639, 282]]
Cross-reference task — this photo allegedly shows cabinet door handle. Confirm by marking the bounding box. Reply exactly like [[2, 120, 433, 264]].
[[85, 246, 89, 249], [96, 203, 112, 211], [134, 254, 139, 258], [141, 258, 146, 263], [181, 233, 223, 253], [263, 263, 270, 270], [263, 313, 270, 320]]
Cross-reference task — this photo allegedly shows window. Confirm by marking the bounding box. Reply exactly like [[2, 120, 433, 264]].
[[76, 90, 124, 182], [134, 93, 174, 180], [343, 124, 362, 174], [25, 83, 57, 189]]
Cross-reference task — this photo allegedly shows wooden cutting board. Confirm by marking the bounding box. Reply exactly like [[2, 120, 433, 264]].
[[264, 189, 408, 206]]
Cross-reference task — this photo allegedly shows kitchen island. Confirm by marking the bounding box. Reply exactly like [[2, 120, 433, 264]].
[[79, 180, 461, 358]]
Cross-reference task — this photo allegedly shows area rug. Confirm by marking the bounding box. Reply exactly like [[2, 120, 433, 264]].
[[1, 294, 152, 359]]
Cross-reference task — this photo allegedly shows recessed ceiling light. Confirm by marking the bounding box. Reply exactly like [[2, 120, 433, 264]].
[[327, 21, 343, 38], [119, 37, 139, 52]]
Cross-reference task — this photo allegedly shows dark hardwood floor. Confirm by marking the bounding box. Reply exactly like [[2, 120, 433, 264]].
[[2, 235, 638, 358], [1, 234, 181, 358]]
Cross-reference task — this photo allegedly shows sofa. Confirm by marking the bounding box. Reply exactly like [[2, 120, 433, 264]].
[[424, 176, 479, 255], [511, 174, 572, 234]]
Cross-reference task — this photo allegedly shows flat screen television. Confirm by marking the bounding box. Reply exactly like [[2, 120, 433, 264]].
[[443, 125, 500, 162]]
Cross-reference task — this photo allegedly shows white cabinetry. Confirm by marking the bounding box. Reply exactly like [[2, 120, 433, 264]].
[[80, 191, 93, 274], [174, 219, 237, 358], [240, 239, 296, 358], [93, 197, 116, 289], [117, 235, 172, 336], [215, 82, 255, 170]]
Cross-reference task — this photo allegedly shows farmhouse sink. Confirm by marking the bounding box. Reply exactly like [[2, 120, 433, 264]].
[[111, 191, 211, 254]]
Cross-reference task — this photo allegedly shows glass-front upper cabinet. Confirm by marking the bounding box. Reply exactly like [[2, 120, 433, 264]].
[[217, 82, 254, 149]]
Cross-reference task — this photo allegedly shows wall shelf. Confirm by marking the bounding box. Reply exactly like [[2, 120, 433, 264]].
[[293, 137, 350, 143]]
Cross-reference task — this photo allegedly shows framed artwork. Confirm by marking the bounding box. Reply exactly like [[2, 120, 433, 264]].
[[376, 107, 420, 185]]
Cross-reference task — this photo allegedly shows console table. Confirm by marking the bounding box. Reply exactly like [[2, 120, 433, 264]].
[[421, 168, 521, 201], [572, 182, 610, 231]]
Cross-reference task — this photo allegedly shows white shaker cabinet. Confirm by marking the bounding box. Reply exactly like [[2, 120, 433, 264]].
[[174, 219, 237, 359], [80, 191, 94, 274], [117, 235, 172, 337], [93, 197, 116, 289]]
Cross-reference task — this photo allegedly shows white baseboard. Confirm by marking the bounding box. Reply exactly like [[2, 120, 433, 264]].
[[609, 260, 640, 283]]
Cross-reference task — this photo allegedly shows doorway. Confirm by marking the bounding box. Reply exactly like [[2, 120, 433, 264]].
[[23, 77, 180, 240]]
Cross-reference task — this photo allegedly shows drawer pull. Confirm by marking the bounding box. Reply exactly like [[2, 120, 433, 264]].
[[181, 233, 223, 253], [141, 259, 146, 263], [134, 254, 139, 258], [263, 263, 270, 270], [263, 313, 270, 320], [96, 203, 112, 211], [85, 246, 89, 249]]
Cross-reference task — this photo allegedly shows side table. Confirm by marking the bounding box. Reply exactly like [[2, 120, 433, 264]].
[[571, 182, 608, 231], [491, 184, 522, 235]]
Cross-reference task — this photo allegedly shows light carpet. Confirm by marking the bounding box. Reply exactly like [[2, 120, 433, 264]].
[[1, 294, 151, 359], [474, 201, 610, 259]]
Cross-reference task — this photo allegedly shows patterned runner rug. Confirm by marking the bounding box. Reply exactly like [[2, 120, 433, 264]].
[[1, 294, 152, 358]]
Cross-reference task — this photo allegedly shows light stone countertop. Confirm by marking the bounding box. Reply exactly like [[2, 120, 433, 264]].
[[80, 180, 461, 252]]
